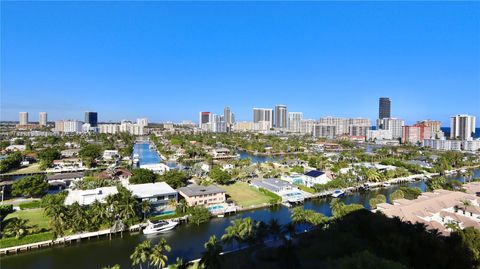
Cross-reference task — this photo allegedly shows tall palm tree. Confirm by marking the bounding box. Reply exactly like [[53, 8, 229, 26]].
[[290, 207, 306, 224], [89, 200, 109, 228], [200, 235, 223, 269], [68, 202, 87, 233], [150, 238, 171, 269], [253, 221, 269, 245], [268, 218, 281, 241], [130, 240, 152, 269], [43, 195, 68, 238], [140, 200, 151, 220]]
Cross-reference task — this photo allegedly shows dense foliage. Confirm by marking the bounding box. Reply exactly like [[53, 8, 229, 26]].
[[129, 168, 157, 184], [11, 175, 49, 197], [0, 152, 22, 173]]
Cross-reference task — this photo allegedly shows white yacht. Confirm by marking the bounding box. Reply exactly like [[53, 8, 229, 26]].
[[331, 190, 345, 198], [143, 220, 178, 235]]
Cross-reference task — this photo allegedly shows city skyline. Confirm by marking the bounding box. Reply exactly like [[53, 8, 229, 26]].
[[2, 1, 479, 124]]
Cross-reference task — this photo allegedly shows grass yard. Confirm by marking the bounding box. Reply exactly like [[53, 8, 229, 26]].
[[5, 208, 50, 230], [221, 182, 271, 208], [5, 163, 42, 175]]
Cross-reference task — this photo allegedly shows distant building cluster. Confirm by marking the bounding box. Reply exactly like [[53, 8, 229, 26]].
[[195, 98, 478, 152]]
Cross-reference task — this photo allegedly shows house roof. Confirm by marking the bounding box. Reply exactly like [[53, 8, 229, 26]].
[[304, 170, 324, 178], [178, 185, 225, 197], [251, 178, 294, 193], [47, 172, 85, 181], [127, 182, 177, 198]]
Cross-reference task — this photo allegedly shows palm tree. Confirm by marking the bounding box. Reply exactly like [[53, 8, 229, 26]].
[[463, 170, 473, 183], [101, 265, 121, 269], [176, 200, 189, 214], [89, 200, 109, 228], [68, 202, 87, 233], [3, 218, 30, 239], [43, 195, 68, 238], [150, 238, 171, 269], [290, 207, 306, 224], [130, 240, 152, 269], [268, 218, 281, 241], [167, 258, 189, 269], [140, 200, 151, 220], [253, 221, 269, 245], [282, 223, 296, 239], [200, 235, 223, 269]]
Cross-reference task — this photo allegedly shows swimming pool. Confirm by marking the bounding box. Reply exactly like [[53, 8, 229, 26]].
[[208, 205, 225, 211]]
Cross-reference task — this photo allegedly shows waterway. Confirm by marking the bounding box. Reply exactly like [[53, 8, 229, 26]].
[[237, 150, 284, 164], [133, 142, 161, 166], [3, 169, 478, 269]]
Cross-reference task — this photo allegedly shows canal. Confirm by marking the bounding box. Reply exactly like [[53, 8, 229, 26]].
[[237, 150, 284, 164], [3, 166, 478, 269], [133, 142, 161, 166]]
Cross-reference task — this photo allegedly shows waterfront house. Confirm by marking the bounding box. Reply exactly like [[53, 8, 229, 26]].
[[302, 170, 331, 187], [140, 163, 170, 174], [178, 185, 226, 207], [47, 158, 85, 172], [64, 182, 177, 213], [47, 172, 84, 188], [250, 178, 304, 203]]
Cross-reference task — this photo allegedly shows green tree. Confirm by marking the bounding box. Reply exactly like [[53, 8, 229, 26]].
[[79, 144, 102, 167], [399, 187, 422, 200], [38, 148, 61, 169], [150, 238, 171, 269], [140, 200, 151, 220], [42, 192, 69, 238], [68, 202, 88, 233], [331, 199, 364, 218], [200, 235, 223, 269], [188, 206, 211, 225], [2, 217, 30, 238], [0, 152, 23, 173], [389, 190, 405, 202], [130, 240, 152, 269], [129, 169, 157, 184], [369, 194, 387, 209], [11, 175, 49, 197], [208, 166, 231, 185], [159, 170, 189, 189]]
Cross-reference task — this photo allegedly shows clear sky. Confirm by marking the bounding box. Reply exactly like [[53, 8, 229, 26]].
[[1, 1, 479, 125]]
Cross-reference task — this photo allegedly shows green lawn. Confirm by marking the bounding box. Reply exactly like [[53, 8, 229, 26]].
[[0, 232, 54, 248], [4, 163, 42, 175], [221, 182, 272, 208], [5, 208, 50, 230]]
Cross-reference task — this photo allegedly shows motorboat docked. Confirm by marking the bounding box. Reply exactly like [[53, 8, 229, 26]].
[[331, 190, 345, 198], [382, 182, 391, 187], [143, 220, 178, 235]]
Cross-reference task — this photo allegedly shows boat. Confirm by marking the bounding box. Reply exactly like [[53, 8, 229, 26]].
[[143, 220, 178, 235], [331, 190, 345, 198], [382, 182, 391, 187]]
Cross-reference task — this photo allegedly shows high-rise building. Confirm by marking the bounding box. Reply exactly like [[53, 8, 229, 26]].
[[450, 114, 476, 140], [84, 112, 98, 127], [137, 118, 148, 127], [287, 112, 303, 133], [348, 118, 372, 137], [19, 112, 28, 125], [379, 97, 391, 119], [300, 119, 316, 135], [224, 106, 233, 132], [377, 118, 405, 139], [199, 112, 211, 130], [253, 108, 274, 129], [63, 120, 83, 133], [39, 112, 47, 126], [275, 105, 287, 129]]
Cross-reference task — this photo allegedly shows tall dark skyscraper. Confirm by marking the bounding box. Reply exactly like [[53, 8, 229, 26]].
[[84, 112, 98, 127], [378, 97, 391, 119]]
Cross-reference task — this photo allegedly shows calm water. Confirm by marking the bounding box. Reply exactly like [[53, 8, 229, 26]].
[[237, 150, 284, 164], [133, 142, 161, 166], [1, 179, 435, 269]]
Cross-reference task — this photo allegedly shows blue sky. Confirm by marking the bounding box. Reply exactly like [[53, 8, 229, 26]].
[[1, 1, 479, 125]]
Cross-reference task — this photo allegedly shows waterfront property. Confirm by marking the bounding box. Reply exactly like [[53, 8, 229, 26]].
[[178, 185, 226, 207], [250, 178, 304, 203], [302, 170, 331, 187], [46, 158, 85, 173], [64, 182, 177, 213], [376, 183, 480, 235], [46, 172, 84, 188]]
